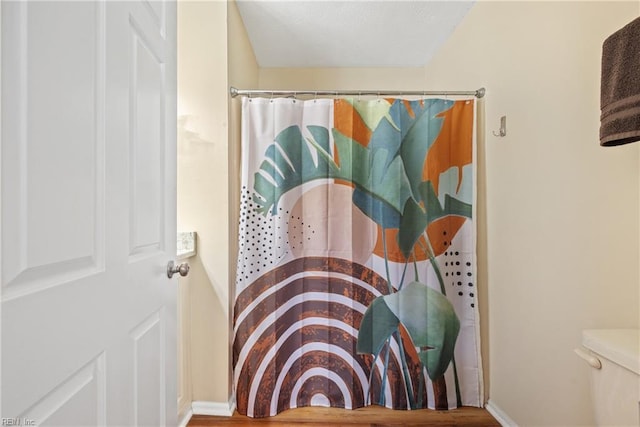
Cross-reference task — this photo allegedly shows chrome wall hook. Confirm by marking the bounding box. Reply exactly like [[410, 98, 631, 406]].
[[493, 116, 507, 137]]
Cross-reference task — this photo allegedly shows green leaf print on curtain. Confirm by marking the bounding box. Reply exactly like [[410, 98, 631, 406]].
[[357, 282, 460, 381]]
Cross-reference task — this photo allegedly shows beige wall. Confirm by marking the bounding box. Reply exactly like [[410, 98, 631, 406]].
[[259, 2, 640, 426], [180, 1, 640, 425], [177, 0, 259, 407], [427, 3, 639, 426], [177, 0, 230, 404]]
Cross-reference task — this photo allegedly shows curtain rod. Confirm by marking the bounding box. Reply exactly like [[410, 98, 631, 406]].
[[229, 86, 485, 99]]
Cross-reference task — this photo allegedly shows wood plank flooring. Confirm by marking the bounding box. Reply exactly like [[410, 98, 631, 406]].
[[188, 406, 501, 427]]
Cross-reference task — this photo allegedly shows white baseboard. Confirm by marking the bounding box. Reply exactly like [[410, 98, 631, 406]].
[[178, 408, 193, 427], [486, 399, 518, 427], [192, 395, 236, 417]]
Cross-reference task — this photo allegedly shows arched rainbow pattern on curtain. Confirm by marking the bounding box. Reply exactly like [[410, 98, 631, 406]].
[[233, 257, 433, 417]]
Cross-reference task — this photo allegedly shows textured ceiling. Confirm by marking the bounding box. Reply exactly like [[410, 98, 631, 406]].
[[236, 1, 475, 68]]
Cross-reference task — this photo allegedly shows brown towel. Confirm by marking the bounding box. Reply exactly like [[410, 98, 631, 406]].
[[600, 17, 640, 146]]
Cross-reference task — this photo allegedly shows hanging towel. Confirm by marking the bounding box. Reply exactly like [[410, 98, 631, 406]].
[[600, 17, 640, 146]]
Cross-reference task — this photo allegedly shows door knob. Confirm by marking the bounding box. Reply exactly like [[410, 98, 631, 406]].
[[167, 261, 190, 279]]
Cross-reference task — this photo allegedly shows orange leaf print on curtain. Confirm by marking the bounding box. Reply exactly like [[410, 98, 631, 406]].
[[334, 99, 372, 147], [372, 100, 474, 263], [423, 100, 474, 194]]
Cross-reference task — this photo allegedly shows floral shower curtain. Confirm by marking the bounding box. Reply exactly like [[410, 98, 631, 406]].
[[233, 96, 482, 417]]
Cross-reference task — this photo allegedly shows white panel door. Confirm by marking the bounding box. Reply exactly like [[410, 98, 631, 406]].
[[1, 1, 178, 425]]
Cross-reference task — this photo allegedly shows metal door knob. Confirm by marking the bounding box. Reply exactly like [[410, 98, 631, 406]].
[[167, 261, 190, 279]]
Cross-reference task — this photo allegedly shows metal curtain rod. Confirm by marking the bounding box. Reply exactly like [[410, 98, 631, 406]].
[[229, 86, 486, 99]]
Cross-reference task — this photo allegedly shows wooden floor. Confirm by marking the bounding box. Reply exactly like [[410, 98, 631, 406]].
[[188, 406, 500, 427]]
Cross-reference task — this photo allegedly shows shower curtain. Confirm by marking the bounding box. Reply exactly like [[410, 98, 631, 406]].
[[233, 96, 481, 417]]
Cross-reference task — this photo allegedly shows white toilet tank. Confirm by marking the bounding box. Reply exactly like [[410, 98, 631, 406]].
[[577, 329, 640, 427]]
